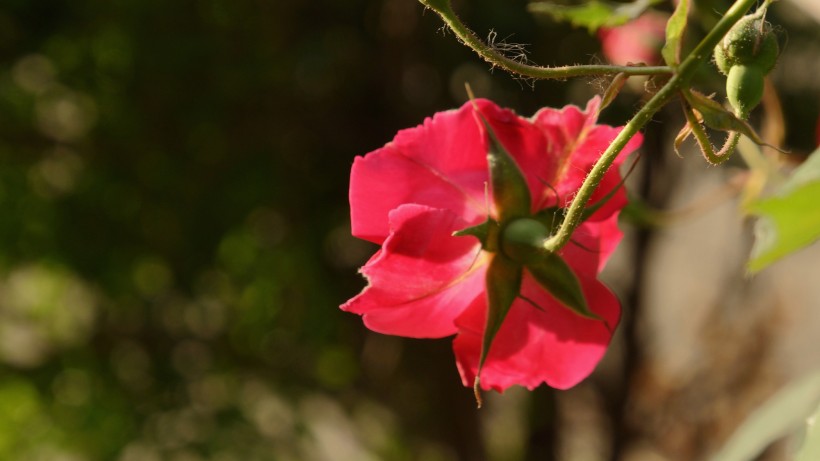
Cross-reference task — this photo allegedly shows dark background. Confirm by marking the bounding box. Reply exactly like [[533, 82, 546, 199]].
[[0, 0, 818, 460]]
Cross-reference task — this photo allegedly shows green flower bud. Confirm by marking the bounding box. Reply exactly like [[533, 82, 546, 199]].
[[714, 13, 778, 76], [726, 64, 765, 118], [501, 218, 549, 264]]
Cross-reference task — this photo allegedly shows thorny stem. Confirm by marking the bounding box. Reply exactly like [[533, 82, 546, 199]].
[[418, 0, 673, 79], [681, 99, 742, 165], [542, 0, 761, 252]]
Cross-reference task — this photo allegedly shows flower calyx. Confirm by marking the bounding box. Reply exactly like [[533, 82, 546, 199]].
[[463, 104, 607, 406]]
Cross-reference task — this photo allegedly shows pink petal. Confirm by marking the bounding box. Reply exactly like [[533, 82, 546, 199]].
[[350, 151, 488, 244], [532, 98, 601, 163], [560, 215, 624, 276], [342, 204, 487, 338], [350, 100, 555, 243], [453, 272, 620, 391], [350, 102, 494, 244]]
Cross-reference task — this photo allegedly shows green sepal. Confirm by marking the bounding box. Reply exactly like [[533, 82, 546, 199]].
[[526, 253, 600, 320], [475, 254, 523, 402], [454, 218, 501, 253], [474, 111, 532, 223], [683, 90, 770, 146], [661, 0, 689, 67]]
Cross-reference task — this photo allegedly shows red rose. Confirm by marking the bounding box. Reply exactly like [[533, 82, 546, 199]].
[[343, 98, 641, 392]]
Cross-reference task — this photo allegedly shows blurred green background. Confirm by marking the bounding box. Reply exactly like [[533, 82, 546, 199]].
[[0, 0, 818, 460]]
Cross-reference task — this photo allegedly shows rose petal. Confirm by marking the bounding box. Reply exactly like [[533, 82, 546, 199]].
[[342, 204, 487, 338], [350, 102, 495, 243], [453, 272, 620, 391], [350, 100, 555, 243], [599, 12, 669, 66]]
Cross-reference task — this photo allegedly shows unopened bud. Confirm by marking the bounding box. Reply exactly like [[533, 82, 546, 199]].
[[714, 12, 778, 76]]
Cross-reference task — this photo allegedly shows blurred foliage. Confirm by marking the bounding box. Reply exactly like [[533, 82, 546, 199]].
[[0, 0, 818, 460], [749, 146, 820, 273], [0, 0, 558, 459]]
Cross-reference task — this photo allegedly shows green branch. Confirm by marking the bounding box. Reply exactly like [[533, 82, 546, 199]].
[[418, 0, 673, 79]]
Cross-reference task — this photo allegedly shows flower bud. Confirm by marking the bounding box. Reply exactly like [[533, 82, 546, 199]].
[[726, 64, 765, 118], [713, 13, 778, 76]]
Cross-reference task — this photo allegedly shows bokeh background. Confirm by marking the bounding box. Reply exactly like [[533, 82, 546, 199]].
[[0, 0, 819, 460]]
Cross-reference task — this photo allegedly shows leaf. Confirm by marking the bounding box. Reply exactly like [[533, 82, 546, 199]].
[[475, 254, 522, 406], [472, 107, 532, 223], [661, 0, 689, 66], [679, 96, 739, 165], [683, 90, 769, 146], [599, 72, 628, 115], [673, 121, 693, 157], [528, 0, 659, 34], [711, 371, 820, 461], [795, 401, 820, 461], [526, 253, 599, 320], [748, 149, 820, 273]]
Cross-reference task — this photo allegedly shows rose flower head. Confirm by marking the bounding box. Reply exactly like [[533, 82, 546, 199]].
[[599, 11, 669, 66], [342, 97, 641, 398]]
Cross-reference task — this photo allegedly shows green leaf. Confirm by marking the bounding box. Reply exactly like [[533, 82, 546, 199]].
[[526, 253, 599, 320], [528, 0, 659, 34], [475, 254, 523, 404], [748, 149, 820, 273], [661, 0, 689, 66], [474, 110, 531, 223], [795, 401, 820, 461], [599, 72, 628, 113], [711, 371, 820, 461]]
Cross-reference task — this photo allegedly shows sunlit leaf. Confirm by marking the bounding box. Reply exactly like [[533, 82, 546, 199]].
[[795, 401, 820, 461], [528, 0, 660, 33], [711, 371, 820, 461], [662, 0, 689, 66], [748, 149, 820, 273]]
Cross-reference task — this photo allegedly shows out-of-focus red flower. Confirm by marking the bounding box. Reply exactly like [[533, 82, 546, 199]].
[[342, 98, 641, 392], [599, 12, 669, 66]]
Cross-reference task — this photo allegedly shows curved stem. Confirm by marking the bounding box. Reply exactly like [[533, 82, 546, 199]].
[[543, 0, 760, 252], [419, 0, 673, 79]]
